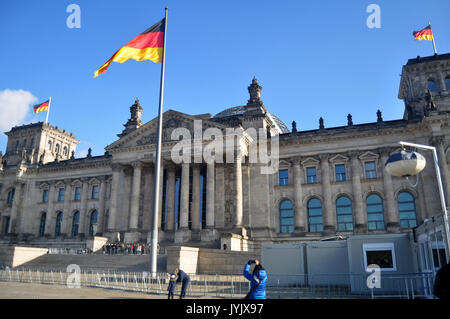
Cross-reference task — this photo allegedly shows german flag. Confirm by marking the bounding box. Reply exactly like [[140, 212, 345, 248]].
[[413, 25, 434, 41], [33, 100, 49, 114], [94, 18, 165, 78]]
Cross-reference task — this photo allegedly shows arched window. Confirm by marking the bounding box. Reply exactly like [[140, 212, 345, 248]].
[[55, 212, 63, 237], [336, 196, 353, 231], [89, 210, 98, 236], [279, 200, 294, 233], [428, 79, 437, 91], [63, 146, 68, 156], [6, 188, 15, 207], [39, 213, 46, 237], [55, 144, 60, 154], [48, 140, 52, 150], [446, 77, 450, 90], [307, 198, 323, 232], [71, 211, 80, 237], [398, 191, 417, 228], [366, 194, 385, 230]]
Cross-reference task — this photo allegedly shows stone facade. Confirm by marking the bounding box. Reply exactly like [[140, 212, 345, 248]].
[[1, 53, 450, 249]]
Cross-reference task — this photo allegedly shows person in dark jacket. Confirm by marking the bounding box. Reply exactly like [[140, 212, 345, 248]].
[[434, 261, 450, 300], [174, 268, 191, 299], [167, 273, 177, 299], [243, 259, 268, 299]]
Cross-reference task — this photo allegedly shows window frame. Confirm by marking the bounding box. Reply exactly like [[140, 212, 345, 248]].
[[57, 188, 65, 202], [306, 166, 317, 184], [55, 212, 63, 237], [397, 191, 417, 229], [307, 198, 323, 233], [335, 164, 346, 182], [74, 186, 81, 201], [42, 189, 49, 203], [91, 185, 100, 200], [279, 169, 289, 186], [279, 199, 294, 234], [71, 211, 80, 238], [336, 195, 354, 231], [366, 194, 385, 231], [363, 243, 397, 272], [364, 161, 377, 179], [427, 79, 438, 92]]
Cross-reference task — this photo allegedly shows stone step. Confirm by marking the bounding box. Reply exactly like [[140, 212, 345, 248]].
[[15, 254, 167, 273]]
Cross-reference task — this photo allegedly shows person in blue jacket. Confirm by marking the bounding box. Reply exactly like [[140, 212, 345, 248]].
[[174, 268, 191, 299], [243, 259, 268, 299]]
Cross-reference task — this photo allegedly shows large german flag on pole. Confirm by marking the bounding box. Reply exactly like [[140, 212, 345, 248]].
[[94, 18, 165, 78], [413, 25, 434, 41]]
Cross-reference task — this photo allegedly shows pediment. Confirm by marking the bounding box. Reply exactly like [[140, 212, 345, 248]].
[[329, 154, 349, 163], [105, 110, 228, 151], [359, 151, 379, 160], [301, 157, 319, 166]]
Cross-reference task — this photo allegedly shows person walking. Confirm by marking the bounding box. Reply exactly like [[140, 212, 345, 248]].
[[243, 259, 267, 299], [434, 261, 450, 300], [167, 273, 177, 299], [174, 268, 191, 299]]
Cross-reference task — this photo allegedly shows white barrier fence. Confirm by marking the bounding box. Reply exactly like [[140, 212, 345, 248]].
[[0, 268, 436, 299]]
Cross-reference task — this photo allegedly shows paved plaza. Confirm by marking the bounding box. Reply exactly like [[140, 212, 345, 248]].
[[0, 281, 213, 299]]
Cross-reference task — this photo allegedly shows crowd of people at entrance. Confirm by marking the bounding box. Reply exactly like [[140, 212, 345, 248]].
[[101, 242, 158, 255]]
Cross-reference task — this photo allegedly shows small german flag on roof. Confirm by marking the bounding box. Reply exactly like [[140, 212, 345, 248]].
[[33, 100, 49, 114], [413, 25, 434, 41]]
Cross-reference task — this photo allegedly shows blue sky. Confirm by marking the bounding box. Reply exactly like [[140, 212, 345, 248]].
[[1, 0, 449, 157]]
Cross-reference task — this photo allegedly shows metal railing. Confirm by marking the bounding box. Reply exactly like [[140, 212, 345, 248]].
[[0, 268, 436, 299]]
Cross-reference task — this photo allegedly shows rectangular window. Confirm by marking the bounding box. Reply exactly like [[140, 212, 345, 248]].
[[279, 169, 289, 186], [335, 164, 346, 182], [306, 167, 317, 184], [363, 243, 397, 271], [42, 189, 49, 203], [58, 188, 65, 202], [365, 161, 377, 179], [92, 185, 99, 199], [74, 187, 81, 201]]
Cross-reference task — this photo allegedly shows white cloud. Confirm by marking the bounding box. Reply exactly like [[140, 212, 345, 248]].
[[0, 89, 38, 132]]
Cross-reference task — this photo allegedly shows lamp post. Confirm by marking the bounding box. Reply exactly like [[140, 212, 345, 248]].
[[394, 141, 450, 263]]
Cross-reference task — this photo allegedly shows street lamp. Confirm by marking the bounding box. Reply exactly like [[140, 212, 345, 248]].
[[385, 141, 450, 263]]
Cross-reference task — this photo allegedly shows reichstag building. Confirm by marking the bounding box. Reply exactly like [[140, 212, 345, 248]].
[[1, 53, 449, 249]]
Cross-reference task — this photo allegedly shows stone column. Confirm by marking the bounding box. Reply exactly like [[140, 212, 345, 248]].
[[206, 161, 215, 228], [179, 162, 190, 229], [431, 135, 450, 206], [380, 148, 399, 232], [62, 179, 72, 236], [320, 153, 335, 234], [107, 164, 122, 234], [293, 159, 306, 234], [8, 182, 24, 235], [44, 182, 55, 236], [351, 152, 366, 233], [202, 160, 216, 242], [234, 155, 244, 231], [79, 177, 89, 238], [166, 165, 176, 232], [175, 162, 191, 243], [97, 177, 108, 234], [124, 162, 142, 243], [191, 165, 201, 231], [128, 161, 142, 231]]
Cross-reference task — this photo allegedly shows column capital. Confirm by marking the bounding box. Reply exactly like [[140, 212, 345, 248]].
[[430, 135, 445, 147], [378, 147, 396, 158], [131, 161, 142, 169], [318, 153, 330, 162], [348, 151, 360, 160], [111, 163, 123, 171]]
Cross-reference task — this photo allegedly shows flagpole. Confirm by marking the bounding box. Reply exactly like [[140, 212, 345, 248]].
[[429, 22, 437, 54], [45, 96, 52, 124], [150, 7, 168, 276]]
